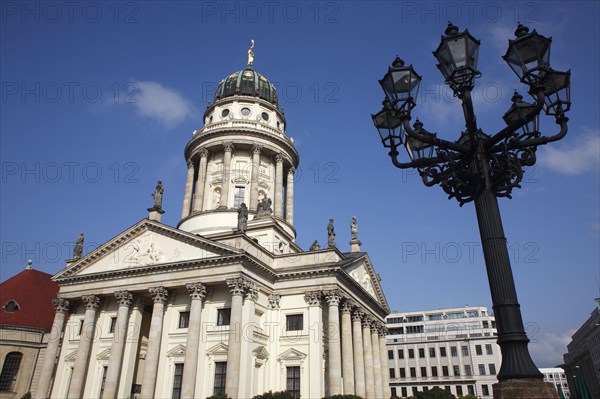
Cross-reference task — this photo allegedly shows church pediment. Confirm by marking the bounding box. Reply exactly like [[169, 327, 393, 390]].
[[277, 348, 307, 361], [167, 344, 186, 358], [343, 255, 389, 312], [96, 348, 111, 360], [54, 219, 240, 280], [65, 350, 78, 363], [206, 342, 228, 356]]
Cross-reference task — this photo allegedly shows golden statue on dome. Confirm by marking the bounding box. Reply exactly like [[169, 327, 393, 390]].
[[248, 39, 255, 66]]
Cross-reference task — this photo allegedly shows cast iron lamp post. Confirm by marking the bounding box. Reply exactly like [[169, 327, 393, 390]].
[[372, 23, 570, 386]]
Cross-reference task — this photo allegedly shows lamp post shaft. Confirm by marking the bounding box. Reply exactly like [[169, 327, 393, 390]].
[[474, 187, 543, 380]]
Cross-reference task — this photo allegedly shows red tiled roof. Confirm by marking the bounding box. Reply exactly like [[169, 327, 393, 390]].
[[0, 269, 59, 332]]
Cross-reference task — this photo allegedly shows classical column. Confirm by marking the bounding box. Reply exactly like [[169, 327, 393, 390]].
[[285, 167, 295, 225], [352, 309, 366, 398], [181, 282, 207, 399], [34, 298, 70, 399], [181, 159, 195, 219], [225, 277, 248, 399], [274, 154, 283, 217], [371, 326, 383, 399], [67, 294, 101, 399], [193, 148, 209, 212], [340, 300, 355, 395], [250, 144, 262, 210], [102, 291, 134, 399], [378, 326, 392, 399], [324, 290, 342, 395], [304, 291, 323, 399], [220, 142, 234, 209], [362, 317, 375, 399], [140, 287, 169, 399]]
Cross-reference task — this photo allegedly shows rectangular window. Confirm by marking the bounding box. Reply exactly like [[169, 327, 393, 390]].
[[389, 368, 396, 379], [465, 365, 472, 376], [178, 311, 190, 329], [213, 362, 227, 395], [489, 364, 497, 375], [461, 346, 469, 356], [388, 350, 394, 360], [440, 347, 447, 357], [420, 367, 427, 377], [419, 348, 425, 358], [99, 366, 108, 399], [444, 386, 451, 393], [442, 366, 449, 377], [286, 314, 303, 331], [78, 319, 84, 336], [467, 385, 475, 395], [456, 386, 463, 396], [429, 347, 436, 357], [400, 368, 406, 378], [431, 366, 438, 377], [451, 346, 457, 357], [476, 345, 482, 355], [401, 387, 407, 397], [479, 364, 486, 375], [398, 349, 404, 359], [391, 388, 397, 397], [485, 344, 493, 355], [286, 366, 300, 399], [409, 349, 415, 359], [412, 387, 418, 396], [482, 384, 490, 396], [109, 317, 116, 334], [172, 364, 183, 399], [217, 308, 231, 326], [233, 186, 246, 208], [410, 367, 416, 378], [453, 365, 460, 376]]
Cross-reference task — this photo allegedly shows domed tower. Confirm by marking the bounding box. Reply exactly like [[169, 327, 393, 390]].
[[178, 44, 299, 246]]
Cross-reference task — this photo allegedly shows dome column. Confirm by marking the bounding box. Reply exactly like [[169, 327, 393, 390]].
[[193, 148, 209, 212], [274, 154, 284, 217], [219, 142, 234, 209], [250, 145, 262, 210], [181, 160, 195, 219], [285, 167, 295, 225]]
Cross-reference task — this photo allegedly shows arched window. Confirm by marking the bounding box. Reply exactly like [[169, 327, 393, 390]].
[[0, 352, 23, 391]]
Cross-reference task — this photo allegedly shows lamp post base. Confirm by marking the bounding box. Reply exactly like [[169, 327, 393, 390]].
[[493, 379, 559, 399]]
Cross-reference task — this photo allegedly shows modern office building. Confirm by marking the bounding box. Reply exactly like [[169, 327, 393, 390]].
[[385, 306, 501, 398], [563, 298, 600, 399], [540, 368, 570, 398]]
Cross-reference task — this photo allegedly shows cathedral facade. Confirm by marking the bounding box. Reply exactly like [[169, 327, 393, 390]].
[[33, 53, 391, 399]]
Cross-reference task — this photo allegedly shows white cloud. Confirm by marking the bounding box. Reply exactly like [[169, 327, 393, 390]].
[[538, 132, 600, 175], [129, 81, 195, 129], [529, 329, 575, 368]]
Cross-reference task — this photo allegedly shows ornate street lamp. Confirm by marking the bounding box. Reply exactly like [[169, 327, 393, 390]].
[[372, 22, 571, 396]]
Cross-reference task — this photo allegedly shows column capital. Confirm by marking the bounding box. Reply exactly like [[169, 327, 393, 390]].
[[186, 159, 194, 169], [199, 147, 210, 158], [223, 142, 235, 152], [268, 293, 281, 309], [274, 153, 284, 163], [352, 307, 364, 322], [52, 297, 70, 313], [340, 299, 354, 314], [287, 166, 296, 175], [149, 286, 169, 303], [226, 276, 249, 296], [251, 144, 263, 154], [324, 290, 342, 306], [186, 282, 207, 300], [378, 325, 388, 337], [248, 283, 259, 301], [82, 294, 101, 310], [115, 290, 134, 307], [361, 315, 374, 328], [304, 290, 322, 306]]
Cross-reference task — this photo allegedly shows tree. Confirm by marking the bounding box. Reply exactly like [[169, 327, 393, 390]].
[[415, 387, 456, 399]]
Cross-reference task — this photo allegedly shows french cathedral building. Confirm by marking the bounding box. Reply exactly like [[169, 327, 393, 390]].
[[33, 51, 391, 399]]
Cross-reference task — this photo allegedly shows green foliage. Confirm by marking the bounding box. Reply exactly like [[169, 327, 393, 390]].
[[253, 391, 295, 399], [457, 396, 478, 399], [206, 394, 231, 399], [414, 387, 456, 399], [20, 393, 31, 399], [322, 395, 363, 399]]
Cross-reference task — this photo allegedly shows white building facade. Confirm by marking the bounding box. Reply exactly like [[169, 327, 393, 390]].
[[32, 55, 392, 399], [385, 306, 501, 398], [539, 368, 570, 398]]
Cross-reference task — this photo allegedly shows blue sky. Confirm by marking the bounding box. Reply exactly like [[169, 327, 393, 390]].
[[1, 1, 598, 367]]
